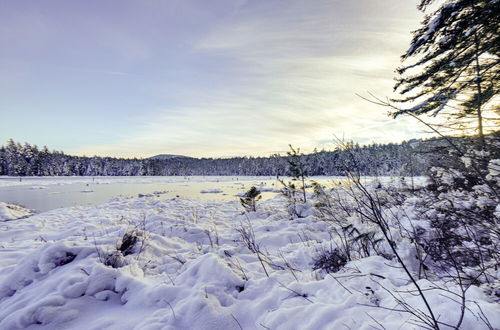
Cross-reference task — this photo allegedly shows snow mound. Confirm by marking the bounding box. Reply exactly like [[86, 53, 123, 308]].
[[200, 189, 223, 194], [0, 202, 33, 221]]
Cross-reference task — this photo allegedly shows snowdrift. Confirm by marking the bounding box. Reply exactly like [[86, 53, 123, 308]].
[[0, 195, 497, 329]]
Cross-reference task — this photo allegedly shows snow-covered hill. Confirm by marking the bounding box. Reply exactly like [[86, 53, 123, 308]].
[[148, 154, 193, 160]]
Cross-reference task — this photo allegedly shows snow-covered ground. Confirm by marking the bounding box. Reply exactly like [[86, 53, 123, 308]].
[[0, 185, 498, 329]]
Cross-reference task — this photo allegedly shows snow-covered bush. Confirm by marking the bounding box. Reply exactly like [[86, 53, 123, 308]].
[[310, 134, 500, 329], [313, 182, 386, 261], [410, 136, 499, 280], [278, 180, 313, 219]]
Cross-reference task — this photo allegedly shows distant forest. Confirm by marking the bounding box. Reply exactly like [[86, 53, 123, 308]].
[[0, 138, 445, 177]]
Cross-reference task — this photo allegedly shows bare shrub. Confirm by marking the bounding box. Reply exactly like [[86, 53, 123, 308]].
[[312, 247, 348, 273], [96, 217, 149, 269], [118, 230, 138, 256]]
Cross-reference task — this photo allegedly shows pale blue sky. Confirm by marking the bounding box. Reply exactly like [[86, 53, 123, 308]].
[[0, 0, 424, 158]]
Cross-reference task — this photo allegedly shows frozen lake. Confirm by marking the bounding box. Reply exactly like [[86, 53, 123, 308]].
[[0, 176, 346, 212]]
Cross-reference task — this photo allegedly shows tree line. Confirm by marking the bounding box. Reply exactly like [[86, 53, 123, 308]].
[[0, 138, 443, 177]]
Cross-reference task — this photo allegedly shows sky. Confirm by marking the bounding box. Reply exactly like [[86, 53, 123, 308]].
[[0, 0, 427, 158]]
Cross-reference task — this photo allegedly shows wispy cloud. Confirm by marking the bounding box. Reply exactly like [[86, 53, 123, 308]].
[[72, 1, 424, 157], [1, 0, 425, 158]]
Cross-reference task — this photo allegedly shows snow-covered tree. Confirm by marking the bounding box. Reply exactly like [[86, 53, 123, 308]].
[[393, 0, 499, 148], [0, 138, 442, 177]]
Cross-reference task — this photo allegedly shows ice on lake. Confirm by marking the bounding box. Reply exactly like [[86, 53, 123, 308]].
[[0, 176, 348, 212]]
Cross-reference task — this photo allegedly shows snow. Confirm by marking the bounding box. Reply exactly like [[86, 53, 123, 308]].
[[438, 35, 449, 43], [200, 189, 224, 194], [465, 25, 478, 37], [407, 2, 457, 56], [488, 159, 500, 177], [0, 176, 279, 188], [0, 187, 497, 329], [0, 202, 33, 221]]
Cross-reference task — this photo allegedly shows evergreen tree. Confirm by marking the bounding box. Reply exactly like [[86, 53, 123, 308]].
[[0, 138, 441, 177], [393, 0, 499, 148], [286, 145, 309, 203], [240, 186, 262, 212]]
